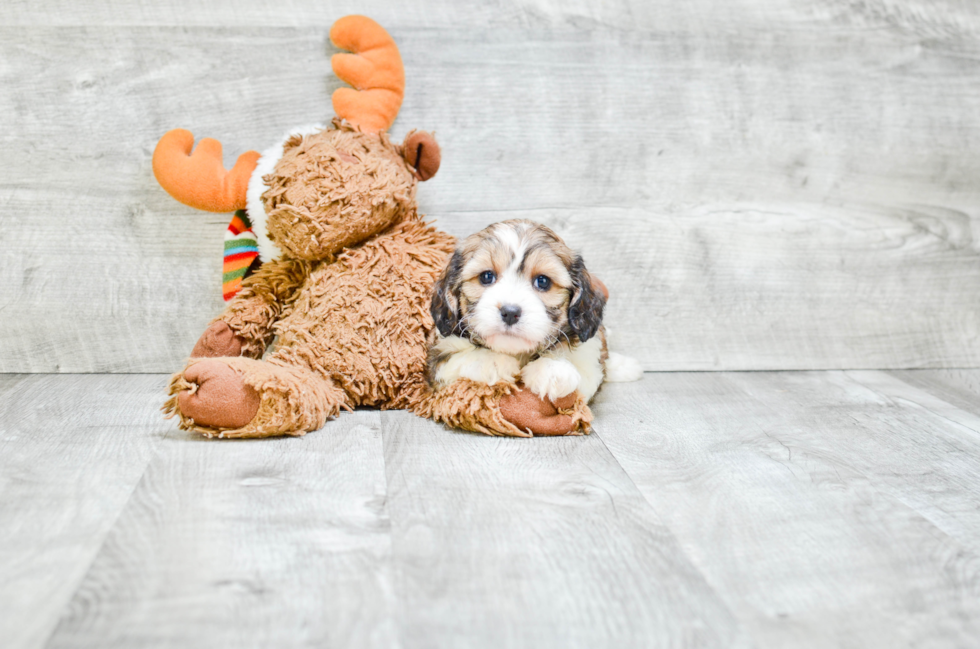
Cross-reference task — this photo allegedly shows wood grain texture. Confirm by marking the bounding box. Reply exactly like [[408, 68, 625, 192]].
[[44, 409, 395, 649], [0, 374, 167, 649], [888, 369, 980, 419], [591, 373, 980, 647], [4, 0, 979, 34], [4, 372, 980, 647], [2, 2, 980, 372], [379, 409, 749, 649]]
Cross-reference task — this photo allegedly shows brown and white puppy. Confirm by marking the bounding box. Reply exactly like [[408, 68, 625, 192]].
[[428, 219, 640, 403]]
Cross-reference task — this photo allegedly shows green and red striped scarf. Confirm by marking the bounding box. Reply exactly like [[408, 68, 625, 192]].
[[222, 210, 260, 301]]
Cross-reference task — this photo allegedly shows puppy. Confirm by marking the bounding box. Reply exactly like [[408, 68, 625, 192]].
[[428, 219, 641, 404]]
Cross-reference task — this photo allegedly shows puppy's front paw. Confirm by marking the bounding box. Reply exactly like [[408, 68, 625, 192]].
[[459, 350, 521, 386], [521, 358, 581, 402]]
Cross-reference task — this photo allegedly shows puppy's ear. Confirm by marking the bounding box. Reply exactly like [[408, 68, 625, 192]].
[[567, 256, 606, 343], [431, 250, 463, 337]]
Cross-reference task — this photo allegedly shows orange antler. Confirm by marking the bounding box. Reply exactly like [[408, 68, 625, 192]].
[[329, 15, 405, 133], [152, 129, 260, 212]]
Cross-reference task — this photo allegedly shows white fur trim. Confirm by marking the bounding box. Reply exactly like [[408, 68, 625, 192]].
[[246, 123, 325, 261], [604, 352, 643, 383]]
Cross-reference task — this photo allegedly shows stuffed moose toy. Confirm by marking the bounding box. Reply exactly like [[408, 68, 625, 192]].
[[157, 16, 595, 438]]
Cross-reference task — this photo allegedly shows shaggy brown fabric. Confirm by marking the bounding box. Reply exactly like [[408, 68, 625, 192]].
[[423, 378, 528, 437], [262, 122, 417, 261], [220, 258, 311, 358], [268, 216, 455, 411], [191, 320, 244, 358]]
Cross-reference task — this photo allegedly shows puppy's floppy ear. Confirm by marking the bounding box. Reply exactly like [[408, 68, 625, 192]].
[[431, 250, 463, 337], [567, 256, 606, 343]]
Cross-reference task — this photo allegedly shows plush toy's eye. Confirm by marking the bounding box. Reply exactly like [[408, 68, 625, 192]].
[[479, 270, 496, 286], [533, 275, 552, 291]]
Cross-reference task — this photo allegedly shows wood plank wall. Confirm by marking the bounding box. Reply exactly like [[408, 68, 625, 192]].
[[2, 1, 978, 372]]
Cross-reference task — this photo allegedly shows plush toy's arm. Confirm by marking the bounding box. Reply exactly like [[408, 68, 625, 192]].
[[192, 258, 310, 359], [423, 379, 592, 438], [426, 378, 530, 437]]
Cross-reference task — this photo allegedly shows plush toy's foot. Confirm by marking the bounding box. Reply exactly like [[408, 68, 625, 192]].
[[163, 357, 348, 438], [176, 359, 261, 428], [191, 320, 244, 358], [499, 388, 592, 437]]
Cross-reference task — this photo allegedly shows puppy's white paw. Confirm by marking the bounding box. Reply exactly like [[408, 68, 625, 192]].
[[458, 350, 521, 386], [522, 358, 582, 401]]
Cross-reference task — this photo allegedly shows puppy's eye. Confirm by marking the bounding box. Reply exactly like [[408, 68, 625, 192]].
[[479, 270, 496, 286], [533, 275, 552, 291]]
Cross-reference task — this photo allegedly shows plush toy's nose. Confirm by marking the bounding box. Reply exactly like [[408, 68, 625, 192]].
[[500, 304, 522, 326]]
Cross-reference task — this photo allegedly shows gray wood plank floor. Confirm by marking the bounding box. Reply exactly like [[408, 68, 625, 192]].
[[4, 370, 980, 648]]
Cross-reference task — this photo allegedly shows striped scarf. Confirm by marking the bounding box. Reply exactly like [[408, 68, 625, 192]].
[[222, 210, 261, 301]]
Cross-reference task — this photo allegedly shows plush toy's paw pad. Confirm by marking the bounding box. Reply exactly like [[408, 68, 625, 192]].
[[191, 321, 244, 358], [499, 388, 581, 437], [177, 359, 259, 429], [550, 392, 579, 411], [521, 357, 581, 401]]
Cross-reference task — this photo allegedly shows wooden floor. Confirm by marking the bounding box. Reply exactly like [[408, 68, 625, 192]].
[[3, 370, 979, 648]]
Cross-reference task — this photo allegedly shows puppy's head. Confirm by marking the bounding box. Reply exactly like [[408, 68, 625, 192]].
[[431, 220, 605, 355]]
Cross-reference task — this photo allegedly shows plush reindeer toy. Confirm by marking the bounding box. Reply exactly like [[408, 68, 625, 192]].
[[158, 15, 595, 438]]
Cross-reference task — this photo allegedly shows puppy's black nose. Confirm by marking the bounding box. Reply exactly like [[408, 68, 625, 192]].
[[499, 304, 522, 326]]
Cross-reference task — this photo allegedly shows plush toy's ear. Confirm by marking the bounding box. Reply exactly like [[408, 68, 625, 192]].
[[402, 131, 441, 181], [330, 16, 405, 133], [431, 251, 463, 337], [567, 256, 606, 342]]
